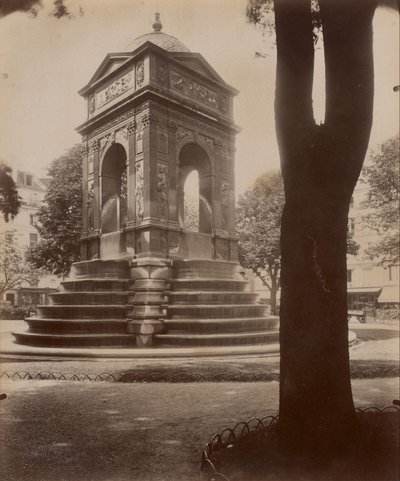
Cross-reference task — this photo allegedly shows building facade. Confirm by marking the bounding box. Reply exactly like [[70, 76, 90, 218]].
[[0, 169, 57, 307], [347, 183, 399, 310]]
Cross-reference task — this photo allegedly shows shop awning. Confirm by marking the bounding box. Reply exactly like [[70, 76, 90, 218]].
[[378, 285, 400, 303], [347, 287, 382, 295]]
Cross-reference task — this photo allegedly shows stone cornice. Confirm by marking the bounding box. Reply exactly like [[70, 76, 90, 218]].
[[79, 42, 237, 98], [77, 88, 240, 138]]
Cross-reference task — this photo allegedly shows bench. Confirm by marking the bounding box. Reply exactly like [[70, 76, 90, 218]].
[[347, 310, 366, 323]]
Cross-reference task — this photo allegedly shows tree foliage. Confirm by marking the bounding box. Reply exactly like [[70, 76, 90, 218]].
[[183, 196, 199, 232], [236, 171, 284, 313], [27, 145, 82, 277], [246, 0, 322, 44], [0, 0, 74, 18], [361, 134, 400, 264], [0, 162, 21, 222], [0, 231, 39, 296]]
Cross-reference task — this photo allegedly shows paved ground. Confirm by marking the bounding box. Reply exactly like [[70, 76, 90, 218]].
[[0, 322, 397, 379], [0, 321, 398, 481], [0, 378, 398, 481]]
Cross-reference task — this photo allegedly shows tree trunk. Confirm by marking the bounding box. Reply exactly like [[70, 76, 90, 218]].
[[274, 0, 376, 460], [269, 277, 279, 315]]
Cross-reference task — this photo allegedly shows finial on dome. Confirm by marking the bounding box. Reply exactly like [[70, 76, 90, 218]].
[[152, 12, 162, 32]]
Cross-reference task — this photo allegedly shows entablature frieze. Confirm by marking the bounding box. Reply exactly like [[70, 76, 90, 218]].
[[78, 89, 238, 140], [80, 97, 236, 169]]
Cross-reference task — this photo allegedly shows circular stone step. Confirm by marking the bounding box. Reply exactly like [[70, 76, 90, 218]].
[[12, 330, 136, 348], [155, 330, 280, 347]]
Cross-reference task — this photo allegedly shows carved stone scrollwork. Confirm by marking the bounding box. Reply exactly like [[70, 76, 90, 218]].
[[136, 132, 143, 154], [88, 95, 96, 115], [157, 163, 168, 219], [97, 71, 133, 109], [135, 160, 144, 222], [141, 113, 158, 128], [156, 60, 167, 85], [170, 70, 218, 109], [127, 121, 136, 135], [158, 131, 168, 154], [99, 132, 115, 156], [87, 108, 135, 139], [213, 139, 223, 152], [87, 154, 94, 175], [167, 121, 178, 133], [115, 126, 128, 145], [176, 127, 194, 142], [214, 139, 228, 158], [220, 94, 228, 113], [136, 61, 145, 89], [89, 139, 99, 153], [81, 144, 88, 158], [221, 181, 230, 229], [135, 100, 150, 115], [199, 134, 214, 151]]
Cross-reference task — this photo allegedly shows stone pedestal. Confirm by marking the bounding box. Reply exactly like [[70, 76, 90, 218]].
[[127, 258, 171, 347]]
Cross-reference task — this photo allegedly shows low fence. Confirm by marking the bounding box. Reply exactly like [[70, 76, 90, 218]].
[[201, 405, 400, 481], [0, 366, 398, 383]]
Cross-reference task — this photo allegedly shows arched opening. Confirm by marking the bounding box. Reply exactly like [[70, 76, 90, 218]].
[[183, 170, 199, 231], [101, 143, 127, 234], [179, 143, 212, 234]]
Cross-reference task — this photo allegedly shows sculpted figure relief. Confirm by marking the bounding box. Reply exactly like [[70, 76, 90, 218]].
[[157, 163, 168, 219], [135, 160, 144, 221], [221, 181, 230, 229]]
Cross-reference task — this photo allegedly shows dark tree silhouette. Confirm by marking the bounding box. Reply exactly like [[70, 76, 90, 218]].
[[0, 162, 21, 222], [236, 170, 359, 315], [0, 0, 74, 18], [247, 0, 391, 462]]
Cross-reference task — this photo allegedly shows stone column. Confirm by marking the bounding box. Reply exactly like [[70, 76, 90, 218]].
[[127, 258, 172, 347]]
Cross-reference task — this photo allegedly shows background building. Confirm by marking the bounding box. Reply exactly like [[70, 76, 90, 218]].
[[0, 169, 58, 308], [347, 183, 399, 311]]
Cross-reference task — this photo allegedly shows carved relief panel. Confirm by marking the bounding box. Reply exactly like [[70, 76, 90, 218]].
[[156, 60, 168, 86], [115, 125, 129, 149], [158, 131, 168, 154], [136, 132, 143, 154], [220, 180, 230, 230], [87, 180, 95, 231], [135, 61, 145, 89], [96, 71, 134, 110], [135, 160, 144, 222], [170, 70, 218, 110], [157, 162, 168, 220]]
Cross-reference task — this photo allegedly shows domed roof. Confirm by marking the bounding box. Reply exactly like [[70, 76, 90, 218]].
[[126, 13, 190, 53]]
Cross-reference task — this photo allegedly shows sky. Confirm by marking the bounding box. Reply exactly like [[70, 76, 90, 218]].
[[0, 0, 398, 195]]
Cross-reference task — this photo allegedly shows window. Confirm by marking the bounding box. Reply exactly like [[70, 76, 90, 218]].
[[350, 196, 354, 208], [26, 174, 33, 186], [388, 266, 398, 282], [5, 293, 15, 304], [347, 270, 352, 283], [29, 233, 38, 246], [348, 218, 355, 235], [17, 171, 24, 185]]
